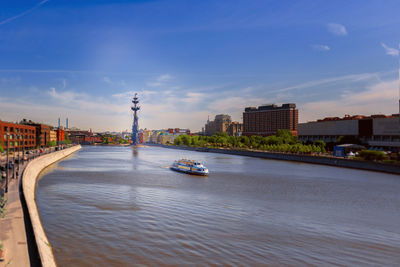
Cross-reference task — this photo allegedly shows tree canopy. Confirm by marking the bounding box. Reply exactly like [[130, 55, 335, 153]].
[[173, 130, 326, 154]]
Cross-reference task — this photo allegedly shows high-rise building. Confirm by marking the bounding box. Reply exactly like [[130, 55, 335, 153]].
[[204, 114, 232, 136], [243, 103, 298, 136]]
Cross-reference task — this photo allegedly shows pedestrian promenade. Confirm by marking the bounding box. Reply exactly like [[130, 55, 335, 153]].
[[0, 162, 30, 267], [0, 148, 58, 267]]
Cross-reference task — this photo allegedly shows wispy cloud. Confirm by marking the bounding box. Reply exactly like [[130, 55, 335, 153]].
[[301, 78, 399, 122], [103, 76, 112, 84], [272, 71, 384, 93], [312, 44, 330, 51], [0, 0, 50, 26], [146, 74, 173, 87], [381, 42, 399, 57], [327, 23, 348, 36]]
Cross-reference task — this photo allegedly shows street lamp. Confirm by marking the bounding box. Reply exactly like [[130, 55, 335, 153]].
[[5, 133, 9, 193], [17, 134, 20, 175], [22, 133, 25, 164], [13, 135, 16, 179]]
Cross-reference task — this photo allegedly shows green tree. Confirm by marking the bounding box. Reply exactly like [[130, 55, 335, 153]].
[[359, 150, 388, 161], [238, 136, 250, 147], [0, 144, 4, 153], [48, 141, 57, 147], [64, 133, 71, 144], [313, 140, 326, 153], [181, 135, 192, 146]]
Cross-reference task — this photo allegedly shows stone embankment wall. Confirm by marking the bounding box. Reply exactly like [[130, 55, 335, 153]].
[[153, 144, 400, 175], [22, 145, 82, 267]]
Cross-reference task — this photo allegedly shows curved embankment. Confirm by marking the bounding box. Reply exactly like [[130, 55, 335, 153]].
[[22, 145, 82, 267]]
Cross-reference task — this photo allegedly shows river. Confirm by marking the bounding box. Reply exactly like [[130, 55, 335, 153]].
[[36, 145, 400, 266]]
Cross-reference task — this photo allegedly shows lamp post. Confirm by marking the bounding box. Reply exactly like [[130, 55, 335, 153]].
[[22, 133, 25, 164], [17, 134, 20, 174], [13, 135, 16, 179], [5, 133, 9, 193]]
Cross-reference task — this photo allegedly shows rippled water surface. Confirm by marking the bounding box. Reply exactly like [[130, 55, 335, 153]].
[[36, 146, 400, 266]]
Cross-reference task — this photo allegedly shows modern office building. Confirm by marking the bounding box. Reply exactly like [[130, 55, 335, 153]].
[[298, 114, 400, 149], [243, 103, 298, 136], [0, 120, 37, 150]]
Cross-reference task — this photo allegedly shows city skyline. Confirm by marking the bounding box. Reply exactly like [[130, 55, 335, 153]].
[[0, 0, 400, 131]]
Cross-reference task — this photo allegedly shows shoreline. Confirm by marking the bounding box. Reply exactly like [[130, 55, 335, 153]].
[[22, 145, 82, 267], [148, 143, 400, 175]]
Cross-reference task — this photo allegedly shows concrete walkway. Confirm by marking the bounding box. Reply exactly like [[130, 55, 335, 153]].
[[0, 163, 30, 267]]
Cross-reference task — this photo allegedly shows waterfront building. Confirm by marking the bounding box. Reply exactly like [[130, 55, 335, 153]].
[[227, 121, 243, 137], [142, 129, 153, 143], [20, 119, 51, 147], [204, 114, 232, 136], [56, 128, 65, 144], [68, 130, 102, 145], [0, 120, 37, 149], [49, 130, 57, 144], [243, 103, 298, 136], [298, 114, 400, 149]]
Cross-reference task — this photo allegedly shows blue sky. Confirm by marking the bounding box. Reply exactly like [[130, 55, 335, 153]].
[[0, 0, 399, 131]]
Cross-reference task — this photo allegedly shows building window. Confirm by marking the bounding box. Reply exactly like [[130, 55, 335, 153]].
[[4, 126, 8, 132]]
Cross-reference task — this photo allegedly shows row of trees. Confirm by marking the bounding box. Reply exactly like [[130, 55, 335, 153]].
[[173, 130, 327, 154], [101, 134, 129, 144]]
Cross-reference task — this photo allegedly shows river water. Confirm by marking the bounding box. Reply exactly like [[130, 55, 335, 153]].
[[36, 146, 400, 266]]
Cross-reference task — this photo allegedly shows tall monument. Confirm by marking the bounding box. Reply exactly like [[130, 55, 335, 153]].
[[131, 93, 140, 145]]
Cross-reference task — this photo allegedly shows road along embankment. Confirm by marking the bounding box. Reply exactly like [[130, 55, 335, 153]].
[[22, 145, 82, 267], [151, 144, 400, 175]]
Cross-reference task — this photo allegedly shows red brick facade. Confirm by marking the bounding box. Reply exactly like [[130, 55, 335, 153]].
[[0, 120, 37, 149], [56, 128, 65, 143], [243, 104, 298, 136]]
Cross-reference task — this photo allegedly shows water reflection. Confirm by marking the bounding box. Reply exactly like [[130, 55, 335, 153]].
[[36, 146, 400, 266]]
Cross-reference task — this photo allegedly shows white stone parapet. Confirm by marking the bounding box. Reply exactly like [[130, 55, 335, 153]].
[[22, 145, 82, 267]]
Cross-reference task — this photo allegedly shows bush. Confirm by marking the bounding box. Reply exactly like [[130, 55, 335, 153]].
[[0, 196, 7, 218], [48, 141, 57, 147], [359, 150, 388, 161]]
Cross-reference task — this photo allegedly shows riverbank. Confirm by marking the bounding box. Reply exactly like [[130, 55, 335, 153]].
[[150, 144, 400, 175], [20, 145, 81, 267]]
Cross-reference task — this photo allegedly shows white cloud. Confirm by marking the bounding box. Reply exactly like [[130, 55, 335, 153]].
[[146, 74, 173, 87], [103, 76, 112, 84], [112, 89, 157, 99], [272, 72, 383, 93], [301, 79, 399, 122], [381, 42, 399, 57], [157, 74, 172, 82], [327, 23, 348, 36], [312, 44, 330, 51]]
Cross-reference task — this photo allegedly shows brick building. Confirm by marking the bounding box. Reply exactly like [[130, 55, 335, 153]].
[[0, 120, 37, 150], [20, 120, 51, 147], [243, 103, 298, 136], [56, 128, 65, 143]]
